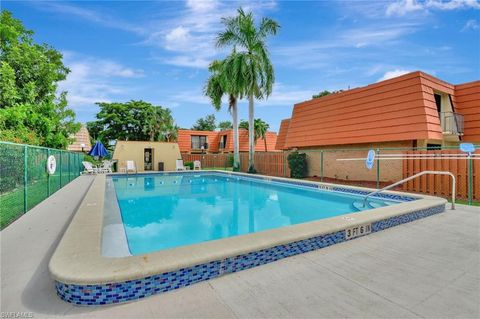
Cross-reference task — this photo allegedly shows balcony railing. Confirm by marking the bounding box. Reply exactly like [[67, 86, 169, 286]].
[[440, 112, 464, 135]]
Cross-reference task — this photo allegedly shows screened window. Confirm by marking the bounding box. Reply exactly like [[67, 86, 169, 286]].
[[219, 135, 227, 149], [191, 135, 208, 149]]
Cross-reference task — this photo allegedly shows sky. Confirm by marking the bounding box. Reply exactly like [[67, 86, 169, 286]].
[[3, 0, 480, 131]]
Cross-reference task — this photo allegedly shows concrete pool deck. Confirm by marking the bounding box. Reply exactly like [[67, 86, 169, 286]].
[[1, 175, 479, 318]]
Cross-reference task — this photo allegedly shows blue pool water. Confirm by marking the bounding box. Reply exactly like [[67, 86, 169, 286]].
[[108, 172, 399, 255]]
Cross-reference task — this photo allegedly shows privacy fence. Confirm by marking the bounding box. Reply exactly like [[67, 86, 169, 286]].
[[182, 147, 479, 204], [181, 152, 290, 177], [0, 141, 85, 230]]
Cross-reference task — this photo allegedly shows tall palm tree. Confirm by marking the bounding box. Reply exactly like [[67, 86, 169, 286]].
[[216, 8, 279, 172], [204, 58, 242, 171], [239, 118, 270, 151]]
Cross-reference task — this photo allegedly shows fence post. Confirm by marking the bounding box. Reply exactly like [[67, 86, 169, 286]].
[[468, 157, 473, 205], [320, 150, 324, 182], [59, 150, 62, 187], [68, 152, 71, 182], [47, 148, 51, 196], [376, 148, 380, 189], [23, 145, 28, 213]]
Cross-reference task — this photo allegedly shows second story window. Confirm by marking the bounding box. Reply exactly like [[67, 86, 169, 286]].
[[219, 135, 227, 149], [191, 135, 208, 149], [434, 94, 442, 113]]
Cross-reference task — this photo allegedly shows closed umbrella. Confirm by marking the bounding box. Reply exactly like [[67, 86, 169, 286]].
[[88, 141, 109, 158]]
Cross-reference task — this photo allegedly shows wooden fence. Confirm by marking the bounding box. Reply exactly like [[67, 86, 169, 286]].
[[181, 153, 231, 169], [239, 152, 290, 177], [402, 150, 480, 201], [182, 150, 479, 201], [181, 152, 290, 177]]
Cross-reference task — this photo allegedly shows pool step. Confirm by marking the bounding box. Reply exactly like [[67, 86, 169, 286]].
[[352, 200, 383, 211]]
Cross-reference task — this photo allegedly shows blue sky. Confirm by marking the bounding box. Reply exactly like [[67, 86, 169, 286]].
[[3, 0, 480, 131]]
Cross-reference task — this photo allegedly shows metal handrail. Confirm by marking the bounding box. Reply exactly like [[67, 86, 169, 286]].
[[363, 170, 455, 210]]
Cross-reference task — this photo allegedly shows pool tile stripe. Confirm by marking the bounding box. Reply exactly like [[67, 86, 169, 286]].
[[55, 204, 444, 305], [109, 171, 418, 202]]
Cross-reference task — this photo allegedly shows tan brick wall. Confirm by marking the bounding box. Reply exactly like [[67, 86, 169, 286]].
[[299, 141, 413, 183]]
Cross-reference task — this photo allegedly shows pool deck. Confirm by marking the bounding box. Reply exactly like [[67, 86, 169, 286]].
[[1, 175, 479, 318]]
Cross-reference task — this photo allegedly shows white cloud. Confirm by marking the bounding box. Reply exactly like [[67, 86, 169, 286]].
[[186, 0, 219, 13], [167, 82, 315, 109], [462, 19, 480, 31], [377, 69, 411, 81], [386, 0, 423, 16], [386, 0, 480, 16], [34, 2, 145, 34], [426, 0, 480, 10], [145, 0, 278, 68], [58, 52, 143, 112]]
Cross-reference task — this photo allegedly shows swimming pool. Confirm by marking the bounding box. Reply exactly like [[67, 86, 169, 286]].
[[50, 171, 447, 306], [106, 172, 399, 255]]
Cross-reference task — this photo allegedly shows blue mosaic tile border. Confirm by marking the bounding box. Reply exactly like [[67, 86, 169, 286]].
[[110, 171, 418, 202], [55, 204, 444, 306]]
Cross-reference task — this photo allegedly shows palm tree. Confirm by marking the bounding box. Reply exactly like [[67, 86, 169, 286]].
[[204, 58, 242, 171], [256, 119, 270, 152], [239, 118, 270, 151], [216, 8, 279, 173]]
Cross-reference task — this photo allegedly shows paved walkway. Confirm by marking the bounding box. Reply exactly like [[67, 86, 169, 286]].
[[1, 175, 479, 318]]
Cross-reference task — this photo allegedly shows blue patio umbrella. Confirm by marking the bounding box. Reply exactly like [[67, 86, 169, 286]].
[[88, 141, 109, 158]]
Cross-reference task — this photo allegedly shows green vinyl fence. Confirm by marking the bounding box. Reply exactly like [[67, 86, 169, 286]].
[[0, 141, 85, 230]]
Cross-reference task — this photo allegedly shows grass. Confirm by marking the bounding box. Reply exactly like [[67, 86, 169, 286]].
[[203, 167, 234, 171], [450, 199, 480, 206], [0, 174, 78, 229]]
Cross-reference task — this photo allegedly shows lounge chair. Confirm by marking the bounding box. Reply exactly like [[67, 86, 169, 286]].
[[193, 160, 201, 170], [126, 160, 137, 174], [176, 159, 186, 171], [82, 161, 98, 174], [99, 160, 113, 173]]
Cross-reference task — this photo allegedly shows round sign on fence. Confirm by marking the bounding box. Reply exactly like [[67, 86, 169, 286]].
[[47, 155, 56, 175], [365, 149, 375, 170]]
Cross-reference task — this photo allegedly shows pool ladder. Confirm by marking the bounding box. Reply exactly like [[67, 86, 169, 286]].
[[361, 171, 456, 210]]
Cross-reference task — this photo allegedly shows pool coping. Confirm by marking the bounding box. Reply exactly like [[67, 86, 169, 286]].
[[49, 170, 447, 304]]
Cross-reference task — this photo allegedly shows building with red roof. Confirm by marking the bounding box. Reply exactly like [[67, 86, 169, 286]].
[[177, 129, 279, 154], [277, 71, 479, 150]]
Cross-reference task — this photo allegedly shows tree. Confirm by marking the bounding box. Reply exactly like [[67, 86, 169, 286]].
[[312, 90, 331, 98], [204, 57, 245, 171], [191, 114, 216, 131], [216, 8, 279, 172], [239, 118, 270, 151], [312, 90, 343, 99], [0, 11, 80, 148], [218, 120, 233, 131], [89, 100, 177, 143]]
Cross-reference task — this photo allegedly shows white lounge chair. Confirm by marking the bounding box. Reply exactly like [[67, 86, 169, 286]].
[[82, 161, 98, 174], [193, 160, 201, 170], [99, 160, 113, 173], [126, 160, 137, 174], [176, 159, 186, 171]]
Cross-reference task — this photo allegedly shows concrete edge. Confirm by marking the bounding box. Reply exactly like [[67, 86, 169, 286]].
[[49, 170, 447, 285]]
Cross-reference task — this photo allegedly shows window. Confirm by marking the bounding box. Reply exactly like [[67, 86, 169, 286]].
[[219, 135, 227, 149], [434, 94, 442, 113], [191, 135, 208, 149], [427, 143, 442, 150]]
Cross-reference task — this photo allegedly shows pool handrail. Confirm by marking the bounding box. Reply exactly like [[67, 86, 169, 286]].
[[363, 170, 455, 210]]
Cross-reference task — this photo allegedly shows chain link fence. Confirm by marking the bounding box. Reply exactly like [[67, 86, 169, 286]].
[[0, 141, 85, 229], [184, 146, 479, 205], [296, 146, 479, 205]]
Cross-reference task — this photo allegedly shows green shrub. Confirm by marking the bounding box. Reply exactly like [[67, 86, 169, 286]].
[[227, 154, 234, 167], [185, 161, 194, 170], [287, 151, 308, 178]]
